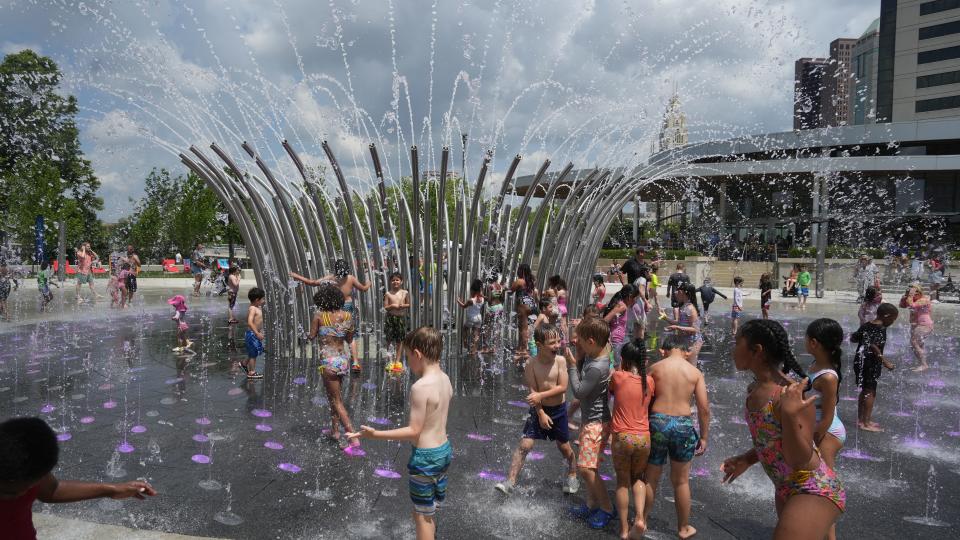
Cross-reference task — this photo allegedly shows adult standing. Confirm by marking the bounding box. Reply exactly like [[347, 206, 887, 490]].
[[74, 242, 99, 303], [190, 243, 207, 297], [290, 259, 371, 371], [666, 263, 691, 320], [620, 248, 648, 289], [123, 245, 141, 304]]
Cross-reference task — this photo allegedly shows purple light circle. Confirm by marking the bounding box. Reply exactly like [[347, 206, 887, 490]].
[[293, 376, 307, 385], [466, 433, 493, 441], [477, 470, 506, 482], [103, 400, 118, 409], [374, 468, 402, 479], [117, 442, 135, 453], [192, 433, 210, 443], [344, 445, 366, 457], [227, 388, 244, 396], [251, 409, 272, 418], [195, 417, 212, 426], [278, 463, 301, 473], [527, 451, 545, 461], [264, 441, 284, 450], [130, 425, 147, 434], [506, 400, 528, 408], [40, 404, 56, 413], [367, 416, 391, 426], [192, 454, 211, 464], [255, 424, 273, 432], [80, 416, 95, 424], [56, 433, 72, 442], [98, 383, 114, 391], [165, 377, 184, 385]]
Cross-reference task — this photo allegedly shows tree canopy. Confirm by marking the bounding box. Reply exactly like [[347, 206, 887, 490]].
[[0, 49, 103, 261]]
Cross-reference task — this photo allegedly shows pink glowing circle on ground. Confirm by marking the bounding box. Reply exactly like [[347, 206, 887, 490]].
[[692, 467, 711, 477], [251, 409, 272, 418], [130, 425, 147, 434], [40, 404, 56, 413], [278, 463, 301, 473], [903, 437, 932, 449], [477, 470, 506, 482], [344, 445, 366, 457], [527, 451, 545, 460], [293, 376, 307, 385], [255, 424, 273, 432], [227, 388, 245, 396], [466, 433, 493, 441], [117, 442, 135, 453], [56, 433, 72, 442], [264, 441, 284, 450], [80, 416, 95, 424], [195, 417, 212, 426], [102, 400, 118, 409], [600, 474, 612, 481], [192, 434, 210, 443], [98, 383, 114, 391], [374, 468, 402, 479], [506, 400, 528, 408], [192, 454, 211, 464]]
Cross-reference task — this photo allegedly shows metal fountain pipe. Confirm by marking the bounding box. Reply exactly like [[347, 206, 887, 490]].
[[368, 144, 401, 278], [282, 141, 335, 272], [464, 153, 491, 278], [434, 147, 450, 332], [563, 172, 617, 313], [499, 159, 550, 280], [482, 155, 522, 277], [410, 146, 422, 329], [541, 170, 603, 285], [524, 162, 574, 276], [539, 169, 600, 283], [321, 140, 371, 294]]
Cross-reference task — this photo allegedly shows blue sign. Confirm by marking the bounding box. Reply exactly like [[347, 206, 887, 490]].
[[34, 215, 45, 264]]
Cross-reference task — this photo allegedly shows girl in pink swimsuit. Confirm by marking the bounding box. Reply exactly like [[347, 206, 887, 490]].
[[901, 285, 934, 372], [722, 319, 845, 539]]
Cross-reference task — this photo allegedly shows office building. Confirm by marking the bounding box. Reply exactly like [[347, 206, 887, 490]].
[[878, 0, 960, 121], [822, 38, 858, 125], [794, 58, 829, 129], [850, 18, 881, 124]]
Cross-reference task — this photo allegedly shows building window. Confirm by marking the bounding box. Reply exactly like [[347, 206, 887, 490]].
[[920, 0, 960, 16], [919, 20, 960, 39], [915, 94, 960, 112], [917, 69, 960, 88], [918, 45, 960, 64]]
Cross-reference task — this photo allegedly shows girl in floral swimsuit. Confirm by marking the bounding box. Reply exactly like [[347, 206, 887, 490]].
[[307, 283, 360, 451], [722, 319, 845, 539], [660, 283, 703, 368]]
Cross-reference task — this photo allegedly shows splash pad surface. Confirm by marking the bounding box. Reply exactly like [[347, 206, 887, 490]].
[[0, 290, 957, 538]]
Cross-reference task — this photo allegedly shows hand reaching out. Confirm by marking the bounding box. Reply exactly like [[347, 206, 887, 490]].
[[346, 425, 376, 440], [721, 455, 752, 484], [780, 378, 816, 419], [111, 480, 156, 500]]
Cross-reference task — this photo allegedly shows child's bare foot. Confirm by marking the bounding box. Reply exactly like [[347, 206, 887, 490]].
[[629, 518, 647, 539], [568, 422, 580, 431], [911, 365, 928, 372], [859, 421, 883, 432], [678, 525, 697, 539]]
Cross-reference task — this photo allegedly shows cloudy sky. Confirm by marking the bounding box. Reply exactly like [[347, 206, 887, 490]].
[[0, 0, 880, 221]]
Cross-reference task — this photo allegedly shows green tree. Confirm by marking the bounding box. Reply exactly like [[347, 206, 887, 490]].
[[0, 49, 103, 261]]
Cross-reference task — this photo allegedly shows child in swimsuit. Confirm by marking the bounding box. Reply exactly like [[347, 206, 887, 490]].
[[484, 276, 504, 354], [901, 285, 933, 372], [546, 275, 570, 348], [660, 283, 703, 368], [602, 284, 637, 363], [803, 319, 846, 465], [851, 303, 899, 432], [37, 261, 58, 312], [307, 282, 361, 450], [457, 279, 485, 355], [167, 295, 193, 353], [723, 319, 845, 539], [592, 273, 606, 309]]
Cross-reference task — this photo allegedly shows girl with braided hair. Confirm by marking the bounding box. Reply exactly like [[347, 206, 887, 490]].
[[722, 319, 844, 539]]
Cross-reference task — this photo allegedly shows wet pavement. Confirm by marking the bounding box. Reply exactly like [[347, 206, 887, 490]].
[[0, 285, 957, 539]]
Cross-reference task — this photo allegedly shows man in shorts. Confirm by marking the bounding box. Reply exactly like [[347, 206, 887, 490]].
[[643, 334, 710, 540], [74, 242, 99, 303], [190, 243, 206, 297]]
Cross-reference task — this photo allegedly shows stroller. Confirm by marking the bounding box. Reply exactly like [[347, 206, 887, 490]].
[[781, 276, 798, 297]]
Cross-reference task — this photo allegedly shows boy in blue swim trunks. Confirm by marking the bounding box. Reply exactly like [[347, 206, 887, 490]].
[[643, 334, 710, 540], [243, 287, 265, 379], [495, 323, 578, 496], [797, 265, 812, 310], [349, 326, 453, 540]]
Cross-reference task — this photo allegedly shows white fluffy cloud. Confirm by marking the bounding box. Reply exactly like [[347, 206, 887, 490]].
[[0, 0, 881, 220]]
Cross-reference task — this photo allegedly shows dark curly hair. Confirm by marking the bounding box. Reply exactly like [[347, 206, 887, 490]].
[[676, 282, 700, 315], [738, 319, 806, 379], [0, 417, 59, 484], [333, 259, 349, 280], [313, 282, 345, 311]]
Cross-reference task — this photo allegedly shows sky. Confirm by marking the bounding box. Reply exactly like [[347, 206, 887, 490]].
[[0, 0, 881, 221]]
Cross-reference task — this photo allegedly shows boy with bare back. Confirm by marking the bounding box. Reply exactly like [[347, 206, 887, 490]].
[[348, 326, 452, 540], [243, 287, 265, 379], [495, 323, 578, 496], [643, 334, 710, 539]]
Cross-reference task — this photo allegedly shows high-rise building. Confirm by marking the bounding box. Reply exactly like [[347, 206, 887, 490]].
[[877, 0, 960, 122], [658, 93, 688, 151], [850, 18, 882, 124], [822, 38, 858, 125], [794, 58, 828, 129]]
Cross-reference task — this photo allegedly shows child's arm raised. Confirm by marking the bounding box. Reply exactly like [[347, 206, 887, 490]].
[[779, 379, 818, 470], [352, 275, 372, 292], [348, 381, 428, 443], [36, 473, 156, 503], [289, 271, 321, 286]]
